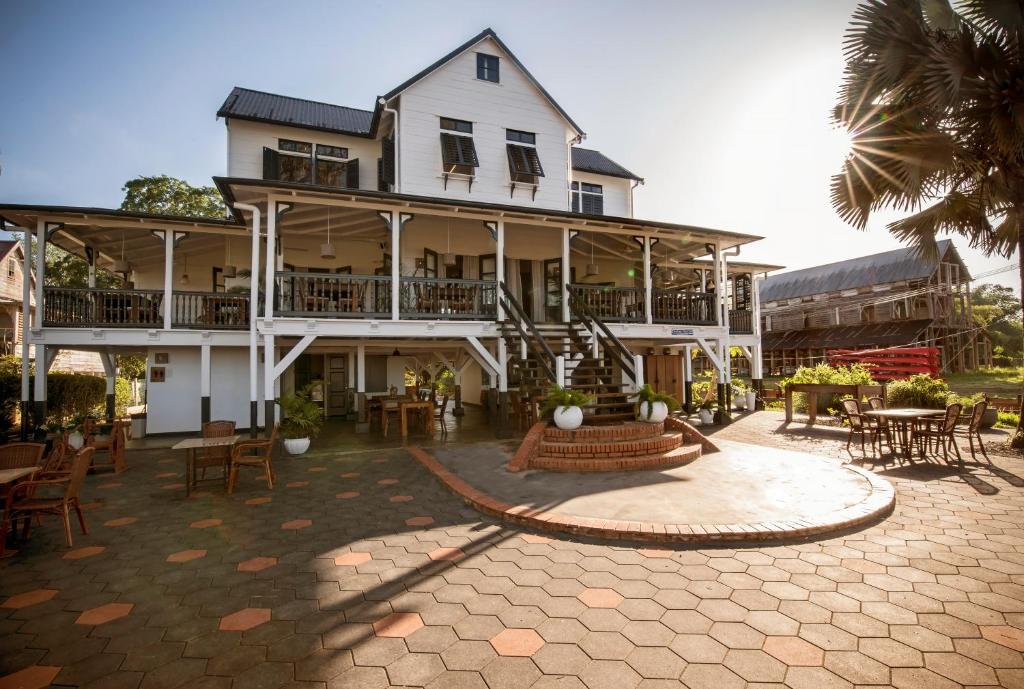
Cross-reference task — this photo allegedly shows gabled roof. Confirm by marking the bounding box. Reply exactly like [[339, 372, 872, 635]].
[[571, 148, 642, 181], [762, 320, 931, 352], [381, 28, 584, 137], [0, 240, 17, 262], [759, 240, 961, 303], [217, 87, 379, 138]]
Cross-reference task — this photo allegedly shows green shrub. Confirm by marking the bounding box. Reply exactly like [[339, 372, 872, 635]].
[[280, 383, 324, 440], [885, 374, 951, 409], [996, 410, 1020, 429], [47, 373, 106, 424], [780, 363, 875, 413]]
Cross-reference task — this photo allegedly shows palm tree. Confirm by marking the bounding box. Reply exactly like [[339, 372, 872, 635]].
[[831, 0, 1023, 444]]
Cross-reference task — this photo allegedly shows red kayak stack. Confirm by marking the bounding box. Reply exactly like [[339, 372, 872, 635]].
[[827, 346, 940, 380]]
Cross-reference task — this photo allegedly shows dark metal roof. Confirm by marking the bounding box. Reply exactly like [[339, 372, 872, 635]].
[[762, 320, 931, 351], [571, 148, 642, 181], [217, 87, 378, 138], [0, 204, 238, 226], [0, 240, 17, 260], [382, 28, 584, 136], [759, 240, 960, 303]]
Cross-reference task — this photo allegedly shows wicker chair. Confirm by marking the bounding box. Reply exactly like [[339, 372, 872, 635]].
[[914, 403, 964, 467], [435, 395, 450, 437], [38, 441, 71, 478], [841, 399, 884, 457], [1, 447, 94, 552], [0, 443, 46, 471], [954, 400, 989, 461], [228, 425, 278, 494], [866, 396, 893, 449], [198, 420, 236, 481]]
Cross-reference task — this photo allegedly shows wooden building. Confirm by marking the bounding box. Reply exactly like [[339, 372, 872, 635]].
[[759, 240, 991, 375]]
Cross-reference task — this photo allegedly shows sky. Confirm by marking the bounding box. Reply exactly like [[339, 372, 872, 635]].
[[0, 0, 1018, 292]]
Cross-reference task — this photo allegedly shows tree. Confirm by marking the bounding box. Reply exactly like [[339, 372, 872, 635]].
[[44, 243, 120, 289], [120, 175, 225, 218], [831, 0, 1024, 444], [972, 283, 1023, 362]]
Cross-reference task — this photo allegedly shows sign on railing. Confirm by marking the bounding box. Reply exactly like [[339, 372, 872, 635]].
[[275, 272, 391, 318], [399, 278, 497, 320]]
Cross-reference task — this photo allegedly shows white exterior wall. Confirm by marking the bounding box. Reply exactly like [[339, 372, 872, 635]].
[[396, 37, 575, 210], [145, 346, 265, 433], [226, 120, 380, 191], [571, 170, 633, 218]]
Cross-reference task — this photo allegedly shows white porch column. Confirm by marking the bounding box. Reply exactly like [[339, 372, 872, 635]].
[[200, 344, 211, 425], [495, 219, 505, 320], [33, 344, 46, 429], [34, 221, 45, 329], [751, 273, 765, 409], [20, 226, 32, 439], [233, 202, 262, 435], [643, 236, 652, 325], [683, 345, 693, 410], [263, 334, 276, 428], [390, 210, 400, 321], [87, 247, 97, 288], [356, 343, 366, 399], [347, 350, 355, 388], [561, 227, 570, 322], [163, 230, 174, 329], [265, 199, 277, 322]]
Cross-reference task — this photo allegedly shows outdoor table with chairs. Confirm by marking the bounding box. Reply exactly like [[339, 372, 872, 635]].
[[172, 421, 279, 495]]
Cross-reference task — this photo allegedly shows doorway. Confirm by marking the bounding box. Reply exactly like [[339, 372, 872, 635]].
[[325, 354, 349, 417], [519, 261, 534, 320]]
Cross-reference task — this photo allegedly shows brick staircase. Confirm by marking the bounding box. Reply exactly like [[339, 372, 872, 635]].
[[530, 420, 702, 471]]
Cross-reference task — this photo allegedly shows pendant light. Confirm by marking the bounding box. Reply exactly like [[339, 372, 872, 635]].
[[112, 232, 130, 273], [180, 253, 190, 286], [223, 237, 237, 278], [443, 217, 457, 267], [585, 233, 599, 277], [320, 207, 336, 259]]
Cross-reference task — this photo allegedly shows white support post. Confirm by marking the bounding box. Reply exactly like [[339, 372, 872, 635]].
[[163, 229, 174, 329], [20, 227, 31, 438], [495, 219, 505, 320], [33, 344, 46, 426], [561, 227, 570, 323], [356, 343, 366, 403], [34, 221, 45, 330], [235, 202, 262, 435], [273, 334, 317, 380], [643, 236, 652, 325], [265, 199, 277, 323], [87, 247, 97, 288], [390, 210, 400, 321], [200, 343, 211, 425], [263, 334, 276, 427], [556, 355, 566, 388], [347, 350, 355, 388], [99, 351, 117, 421], [633, 353, 644, 391]]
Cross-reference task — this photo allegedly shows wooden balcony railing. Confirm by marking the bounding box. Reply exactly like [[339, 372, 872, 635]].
[[275, 272, 391, 318], [729, 309, 754, 334], [43, 288, 164, 327], [651, 289, 717, 325], [399, 278, 497, 320], [173, 292, 249, 329], [570, 284, 645, 322]]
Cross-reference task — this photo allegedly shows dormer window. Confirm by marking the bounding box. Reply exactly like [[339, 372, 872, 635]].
[[263, 138, 359, 188], [477, 53, 499, 83], [571, 182, 604, 215], [440, 118, 478, 188]]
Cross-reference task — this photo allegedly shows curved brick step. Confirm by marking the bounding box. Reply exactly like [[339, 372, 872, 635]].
[[543, 421, 665, 442], [540, 432, 684, 459], [532, 443, 702, 472]]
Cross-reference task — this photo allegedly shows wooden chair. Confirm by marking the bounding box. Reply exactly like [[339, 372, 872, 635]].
[[2, 447, 94, 551], [435, 395, 449, 437], [381, 400, 401, 437], [89, 420, 127, 474], [841, 398, 883, 458], [0, 443, 45, 471], [866, 396, 893, 448], [914, 403, 964, 467], [228, 425, 278, 494], [954, 400, 989, 461], [198, 420, 235, 481]]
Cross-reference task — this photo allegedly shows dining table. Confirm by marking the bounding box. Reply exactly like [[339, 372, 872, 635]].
[[400, 400, 433, 437], [172, 435, 240, 496], [862, 408, 946, 461]]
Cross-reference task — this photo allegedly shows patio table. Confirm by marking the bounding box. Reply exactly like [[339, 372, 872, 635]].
[[0, 467, 38, 488], [400, 401, 433, 437], [172, 435, 240, 496], [863, 408, 945, 461]]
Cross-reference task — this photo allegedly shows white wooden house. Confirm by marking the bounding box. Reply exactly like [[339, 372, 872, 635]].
[[2, 28, 771, 436]]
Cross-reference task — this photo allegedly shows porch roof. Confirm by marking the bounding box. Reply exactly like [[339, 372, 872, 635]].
[[215, 177, 763, 252]]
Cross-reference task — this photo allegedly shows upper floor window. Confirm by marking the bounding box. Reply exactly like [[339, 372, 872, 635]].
[[276, 139, 313, 183], [506, 129, 544, 184], [6, 258, 14, 280], [571, 182, 603, 215], [440, 117, 478, 176], [477, 53, 499, 83], [263, 138, 358, 188]]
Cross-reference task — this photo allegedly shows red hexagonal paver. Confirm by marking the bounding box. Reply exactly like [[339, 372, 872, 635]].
[[104, 517, 137, 527], [335, 552, 372, 566], [237, 556, 278, 572], [76, 602, 133, 626], [389, 495, 414, 503], [577, 588, 625, 609], [2, 589, 58, 609], [166, 549, 207, 563], [0, 665, 61, 689], [429, 547, 465, 562], [336, 491, 360, 499], [340, 472, 359, 478], [405, 516, 434, 527], [377, 478, 399, 485], [286, 481, 309, 488], [219, 607, 271, 631], [373, 612, 424, 638], [763, 636, 825, 666], [245, 496, 272, 505], [490, 628, 545, 657], [281, 519, 312, 530], [189, 518, 222, 529], [63, 546, 105, 560]]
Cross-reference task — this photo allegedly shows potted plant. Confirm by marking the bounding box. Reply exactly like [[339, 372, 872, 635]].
[[64, 416, 87, 449], [280, 383, 324, 455], [745, 387, 758, 411], [697, 400, 716, 425], [732, 380, 747, 410], [542, 385, 592, 431], [633, 384, 679, 423]]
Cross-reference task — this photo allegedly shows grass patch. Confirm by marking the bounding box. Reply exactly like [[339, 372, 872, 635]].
[[944, 367, 1023, 396]]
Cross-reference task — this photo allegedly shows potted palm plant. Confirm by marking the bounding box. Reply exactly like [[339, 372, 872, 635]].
[[633, 384, 679, 423], [280, 383, 324, 455], [542, 385, 592, 431]]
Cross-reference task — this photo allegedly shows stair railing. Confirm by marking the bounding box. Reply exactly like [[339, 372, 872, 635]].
[[567, 284, 637, 384], [498, 282, 557, 385]]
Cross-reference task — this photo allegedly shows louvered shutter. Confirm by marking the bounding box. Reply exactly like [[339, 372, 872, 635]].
[[262, 147, 279, 181], [345, 159, 360, 189], [381, 137, 395, 184], [581, 194, 603, 215]]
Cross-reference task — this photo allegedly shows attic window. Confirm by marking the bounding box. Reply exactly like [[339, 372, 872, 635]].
[[477, 53, 499, 83]]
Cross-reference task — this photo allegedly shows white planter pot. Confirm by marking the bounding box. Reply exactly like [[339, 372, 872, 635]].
[[746, 391, 757, 410], [553, 405, 584, 430], [698, 409, 714, 425], [67, 431, 84, 450], [638, 401, 669, 423], [283, 437, 311, 455], [734, 395, 747, 411]]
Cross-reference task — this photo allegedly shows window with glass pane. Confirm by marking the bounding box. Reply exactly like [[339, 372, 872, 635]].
[[278, 155, 312, 183], [316, 144, 347, 159], [317, 159, 346, 187], [477, 54, 499, 82], [571, 182, 604, 215], [506, 129, 536, 144], [440, 117, 473, 133], [279, 139, 312, 154]]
